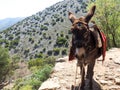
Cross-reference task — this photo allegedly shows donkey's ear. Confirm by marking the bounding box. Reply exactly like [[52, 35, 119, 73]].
[[68, 12, 76, 23], [84, 5, 96, 23]]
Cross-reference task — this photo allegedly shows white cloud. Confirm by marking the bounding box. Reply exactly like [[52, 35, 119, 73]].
[[0, 0, 63, 19]]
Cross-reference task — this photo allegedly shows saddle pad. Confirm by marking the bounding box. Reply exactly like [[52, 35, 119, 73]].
[[99, 31, 107, 61]]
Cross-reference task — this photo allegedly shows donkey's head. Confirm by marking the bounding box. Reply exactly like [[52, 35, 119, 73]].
[[68, 5, 96, 58]]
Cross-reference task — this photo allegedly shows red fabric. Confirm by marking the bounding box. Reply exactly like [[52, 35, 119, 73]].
[[100, 31, 107, 62], [69, 46, 75, 61]]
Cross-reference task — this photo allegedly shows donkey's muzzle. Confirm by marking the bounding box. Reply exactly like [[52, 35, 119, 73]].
[[75, 47, 85, 59]]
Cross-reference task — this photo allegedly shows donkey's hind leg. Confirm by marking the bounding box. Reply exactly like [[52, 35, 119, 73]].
[[86, 60, 96, 89]]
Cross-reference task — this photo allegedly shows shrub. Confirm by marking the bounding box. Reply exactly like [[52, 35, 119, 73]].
[[53, 48, 60, 55], [43, 48, 46, 52], [62, 48, 67, 55], [24, 49, 29, 55], [31, 65, 52, 90], [29, 37, 32, 42], [56, 36, 67, 46], [44, 22, 49, 26], [8, 35, 14, 40], [47, 50, 53, 56], [14, 56, 55, 90], [35, 53, 44, 58], [51, 19, 56, 26], [34, 43, 39, 49], [28, 58, 44, 69], [40, 25, 48, 30], [43, 56, 55, 66], [19, 85, 32, 90], [0, 35, 2, 38]]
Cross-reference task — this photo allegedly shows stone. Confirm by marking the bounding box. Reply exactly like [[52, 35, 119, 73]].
[[99, 80, 113, 85], [39, 78, 60, 90], [115, 78, 120, 85], [99, 80, 108, 85], [114, 59, 120, 65], [109, 85, 120, 90]]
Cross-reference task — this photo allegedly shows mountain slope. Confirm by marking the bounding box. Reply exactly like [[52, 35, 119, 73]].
[[0, 0, 88, 60], [0, 17, 24, 31]]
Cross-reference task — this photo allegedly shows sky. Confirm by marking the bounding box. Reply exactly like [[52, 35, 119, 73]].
[[0, 0, 63, 20]]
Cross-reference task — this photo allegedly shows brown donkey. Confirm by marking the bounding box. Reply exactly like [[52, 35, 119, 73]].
[[68, 5, 106, 89]]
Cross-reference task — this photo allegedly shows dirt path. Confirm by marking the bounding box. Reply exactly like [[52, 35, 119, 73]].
[[39, 48, 120, 90]]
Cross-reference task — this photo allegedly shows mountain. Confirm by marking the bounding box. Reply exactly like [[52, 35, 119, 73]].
[[0, 0, 88, 60], [0, 17, 24, 31]]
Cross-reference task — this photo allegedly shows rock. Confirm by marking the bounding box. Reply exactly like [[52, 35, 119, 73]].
[[115, 78, 120, 85], [114, 59, 120, 65], [54, 63, 65, 72], [56, 56, 68, 62], [109, 85, 120, 90], [39, 80, 60, 90], [99, 80, 113, 85]]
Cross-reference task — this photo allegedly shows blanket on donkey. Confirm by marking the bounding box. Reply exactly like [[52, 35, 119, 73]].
[[98, 30, 107, 61]]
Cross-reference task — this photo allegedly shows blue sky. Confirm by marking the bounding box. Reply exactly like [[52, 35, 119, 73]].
[[0, 0, 63, 19]]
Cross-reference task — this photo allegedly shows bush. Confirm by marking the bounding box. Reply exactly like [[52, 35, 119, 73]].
[[13, 55, 55, 90], [43, 56, 55, 66], [8, 35, 14, 40], [47, 50, 53, 56], [51, 19, 56, 26], [62, 48, 67, 55], [40, 25, 48, 30], [31, 65, 52, 90], [53, 48, 60, 55], [24, 49, 30, 54], [34, 43, 39, 49], [44, 22, 49, 26], [19, 85, 32, 90], [56, 36, 67, 46]]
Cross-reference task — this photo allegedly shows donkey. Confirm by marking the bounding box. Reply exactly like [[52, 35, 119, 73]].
[[68, 5, 104, 89]]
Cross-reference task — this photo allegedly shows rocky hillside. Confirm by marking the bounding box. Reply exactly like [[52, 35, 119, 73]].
[[39, 48, 120, 90], [0, 0, 88, 60]]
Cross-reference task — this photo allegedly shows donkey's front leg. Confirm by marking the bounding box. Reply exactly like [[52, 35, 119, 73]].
[[87, 60, 95, 89], [80, 63, 85, 89]]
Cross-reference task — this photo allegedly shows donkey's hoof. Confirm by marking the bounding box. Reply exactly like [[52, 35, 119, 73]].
[[80, 85, 85, 90], [80, 86, 84, 90], [89, 85, 93, 90]]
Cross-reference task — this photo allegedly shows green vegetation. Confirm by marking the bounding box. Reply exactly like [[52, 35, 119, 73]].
[[40, 25, 48, 30], [0, 47, 19, 89], [88, 0, 120, 48], [0, 47, 10, 89], [53, 48, 60, 55], [13, 56, 55, 90], [51, 19, 56, 26], [56, 36, 67, 46], [62, 48, 67, 55]]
